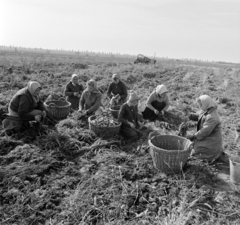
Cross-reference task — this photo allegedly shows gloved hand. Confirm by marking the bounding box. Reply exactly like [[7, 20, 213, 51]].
[[154, 109, 159, 115], [42, 111, 47, 118], [186, 134, 195, 141], [114, 94, 121, 102], [128, 122, 135, 128], [74, 92, 80, 97], [35, 115, 42, 122]]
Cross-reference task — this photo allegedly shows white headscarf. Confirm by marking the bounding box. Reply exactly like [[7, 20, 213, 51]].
[[27, 81, 41, 103], [71, 74, 78, 81], [127, 91, 139, 105], [86, 79, 99, 93], [198, 95, 217, 112], [156, 84, 168, 95], [112, 73, 120, 80], [70, 74, 78, 86]]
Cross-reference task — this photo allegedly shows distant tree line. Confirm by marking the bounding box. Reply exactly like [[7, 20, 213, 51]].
[[0, 45, 136, 59]]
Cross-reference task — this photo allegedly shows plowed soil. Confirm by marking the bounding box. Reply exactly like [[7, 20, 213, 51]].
[[0, 52, 240, 225]]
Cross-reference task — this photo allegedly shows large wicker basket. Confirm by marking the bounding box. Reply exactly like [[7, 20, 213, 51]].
[[88, 115, 121, 138], [148, 134, 192, 174], [44, 97, 71, 120], [109, 105, 121, 119]]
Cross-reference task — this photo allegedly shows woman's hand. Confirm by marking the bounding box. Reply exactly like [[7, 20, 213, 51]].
[[138, 122, 144, 129], [35, 115, 42, 122], [78, 109, 86, 114], [154, 109, 159, 115], [128, 122, 135, 128], [42, 111, 47, 118]]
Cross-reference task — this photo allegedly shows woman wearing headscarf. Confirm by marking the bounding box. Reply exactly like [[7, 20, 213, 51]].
[[79, 79, 102, 116], [2, 81, 46, 132], [187, 95, 224, 162], [64, 74, 84, 110], [142, 84, 170, 121], [107, 73, 128, 106], [118, 91, 141, 140]]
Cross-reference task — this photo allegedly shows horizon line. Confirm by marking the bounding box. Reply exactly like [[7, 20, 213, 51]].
[[0, 45, 239, 64]]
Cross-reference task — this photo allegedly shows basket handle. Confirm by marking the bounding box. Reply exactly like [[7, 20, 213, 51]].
[[59, 97, 67, 102], [88, 115, 96, 123], [101, 112, 109, 117], [148, 131, 159, 141], [188, 142, 194, 151], [49, 103, 57, 108]]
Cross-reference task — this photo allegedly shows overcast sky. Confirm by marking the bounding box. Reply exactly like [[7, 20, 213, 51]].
[[1, 0, 240, 63]]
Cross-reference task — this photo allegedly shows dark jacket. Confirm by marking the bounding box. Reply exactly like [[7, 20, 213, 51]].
[[107, 80, 128, 103], [190, 107, 223, 161], [118, 103, 140, 139], [118, 103, 139, 128], [64, 82, 84, 109], [79, 90, 102, 114], [9, 87, 45, 121]]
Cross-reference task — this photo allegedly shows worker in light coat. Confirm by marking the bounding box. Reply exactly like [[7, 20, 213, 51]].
[[142, 84, 170, 121], [188, 95, 224, 162], [79, 79, 102, 116]]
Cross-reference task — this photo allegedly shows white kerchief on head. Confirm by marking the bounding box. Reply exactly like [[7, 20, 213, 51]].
[[71, 74, 78, 81], [27, 81, 41, 103], [199, 95, 217, 111], [156, 85, 168, 95], [86, 79, 99, 93], [127, 91, 139, 105], [112, 73, 120, 80], [27, 81, 41, 96]]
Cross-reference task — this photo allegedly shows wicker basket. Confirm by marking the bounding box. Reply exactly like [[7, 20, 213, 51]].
[[44, 97, 71, 120], [109, 105, 121, 119], [88, 115, 121, 138], [148, 134, 192, 174]]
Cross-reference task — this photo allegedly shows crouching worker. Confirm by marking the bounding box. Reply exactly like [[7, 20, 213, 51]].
[[118, 92, 142, 141], [107, 73, 128, 106], [2, 81, 49, 133], [78, 79, 102, 116], [142, 84, 170, 121], [64, 74, 84, 110], [187, 95, 227, 163]]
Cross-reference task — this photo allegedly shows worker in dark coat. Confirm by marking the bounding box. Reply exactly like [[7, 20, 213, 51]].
[[2, 81, 47, 132], [187, 95, 225, 162], [142, 84, 170, 121], [79, 79, 102, 116], [107, 73, 128, 106], [64, 74, 84, 110], [118, 91, 141, 140]]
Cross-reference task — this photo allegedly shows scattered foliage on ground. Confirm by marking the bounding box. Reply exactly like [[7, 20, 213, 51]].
[[0, 52, 240, 224]]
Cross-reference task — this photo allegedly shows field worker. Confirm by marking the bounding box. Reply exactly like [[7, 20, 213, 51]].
[[187, 95, 227, 162], [64, 74, 84, 110], [2, 81, 47, 133], [107, 73, 128, 106], [79, 79, 102, 116], [142, 84, 170, 121], [118, 91, 142, 141]]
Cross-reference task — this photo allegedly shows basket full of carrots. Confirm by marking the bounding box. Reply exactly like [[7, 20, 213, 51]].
[[88, 112, 121, 138]]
